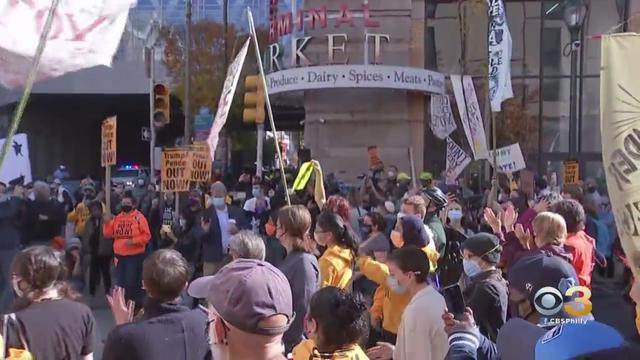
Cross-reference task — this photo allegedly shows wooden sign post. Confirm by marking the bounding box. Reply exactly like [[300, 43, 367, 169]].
[[101, 116, 117, 214]]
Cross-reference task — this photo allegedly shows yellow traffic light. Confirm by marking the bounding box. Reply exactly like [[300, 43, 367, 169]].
[[153, 83, 170, 126], [243, 75, 266, 124]]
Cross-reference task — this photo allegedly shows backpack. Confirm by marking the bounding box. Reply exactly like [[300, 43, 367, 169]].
[[1, 314, 33, 360], [436, 228, 465, 288]]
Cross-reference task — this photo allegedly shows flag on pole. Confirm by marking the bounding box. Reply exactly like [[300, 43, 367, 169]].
[[207, 39, 251, 161], [487, 0, 514, 112], [0, 0, 136, 88]]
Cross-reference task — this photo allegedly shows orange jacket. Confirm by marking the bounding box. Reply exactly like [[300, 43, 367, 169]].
[[103, 210, 151, 256]]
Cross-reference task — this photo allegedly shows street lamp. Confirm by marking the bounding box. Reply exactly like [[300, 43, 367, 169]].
[[563, 0, 587, 158]]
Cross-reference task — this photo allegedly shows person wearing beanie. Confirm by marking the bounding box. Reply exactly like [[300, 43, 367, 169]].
[[460, 233, 508, 341], [357, 214, 439, 344]]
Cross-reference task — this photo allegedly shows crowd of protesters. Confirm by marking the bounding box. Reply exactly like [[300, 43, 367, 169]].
[[1, 163, 640, 359]]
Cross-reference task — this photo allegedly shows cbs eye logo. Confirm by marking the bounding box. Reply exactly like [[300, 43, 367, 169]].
[[533, 286, 592, 317]]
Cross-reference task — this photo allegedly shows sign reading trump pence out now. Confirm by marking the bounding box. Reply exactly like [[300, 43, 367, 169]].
[[161, 149, 191, 192], [189, 144, 212, 183]]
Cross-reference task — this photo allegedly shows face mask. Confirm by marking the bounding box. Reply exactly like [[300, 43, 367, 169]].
[[268, 189, 275, 197], [448, 209, 463, 221], [12, 277, 23, 297], [121, 205, 133, 213], [137, 179, 145, 186], [390, 230, 404, 248], [84, 194, 96, 201], [179, 218, 187, 228], [386, 275, 406, 294], [463, 258, 482, 277], [252, 187, 261, 198], [397, 212, 406, 219], [265, 222, 277, 236], [212, 197, 226, 209]]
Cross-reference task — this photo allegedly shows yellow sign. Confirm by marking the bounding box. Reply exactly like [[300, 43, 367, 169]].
[[292, 162, 313, 191], [189, 144, 212, 183], [161, 148, 191, 192], [101, 116, 117, 167], [563, 160, 579, 185]]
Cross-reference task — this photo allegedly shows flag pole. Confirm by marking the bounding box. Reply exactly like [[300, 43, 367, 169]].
[[247, 7, 291, 205], [0, 0, 61, 169], [491, 111, 498, 203]]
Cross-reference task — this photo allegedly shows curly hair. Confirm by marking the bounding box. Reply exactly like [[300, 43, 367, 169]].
[[551, 199, 586, 233], [323, 195, 351, 224]]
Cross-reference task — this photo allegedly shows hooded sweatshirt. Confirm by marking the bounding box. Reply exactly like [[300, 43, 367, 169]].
[[357, 246, 438, 335], [319, 245, 354, 289], [103, 209, 151, 256], [291, 340, 369, 360]]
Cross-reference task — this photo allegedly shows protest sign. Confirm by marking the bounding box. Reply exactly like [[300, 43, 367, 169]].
[[0, 133, 32, 184], [451, 75, 489, 160], [207, 39, 251, 161], [563, 160, 580, 185], [487, 0, 514, 112], [601, 34, 640, 274], [488, 143, 526, 173], [0, 0, 135, 88], [189, 144, 212, 183], [445, 137, 472, 184], [101, 117, 116, 167], [161, 149, 191, 192], [430, 94, 457, 140]]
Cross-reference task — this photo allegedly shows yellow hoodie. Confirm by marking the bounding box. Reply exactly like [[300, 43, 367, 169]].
[[319, 245, 354, 289], [292, 339, 369, 360], [357, 246, 438, 334]]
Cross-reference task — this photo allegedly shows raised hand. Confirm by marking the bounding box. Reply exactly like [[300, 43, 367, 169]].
[[515, 223, 534, 250], [107, 287, 135, 325], [502, 204, 518, 232], [483, 207, 502, 233]]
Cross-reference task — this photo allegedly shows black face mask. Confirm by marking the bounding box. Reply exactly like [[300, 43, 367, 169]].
[[121, 205, 133, 213], [85, 194, 96, 201]]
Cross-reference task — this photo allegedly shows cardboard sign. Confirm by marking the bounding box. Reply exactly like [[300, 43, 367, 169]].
[[488, 143, 526, 173], [161, 149, 191, 192], [430, 94, 457, 140], [101, 117, 117, 167], [189, 144, 212, 183], [445, 137, 472, 184], [563, 160, 580, 185], [368, 146, 383, 170]]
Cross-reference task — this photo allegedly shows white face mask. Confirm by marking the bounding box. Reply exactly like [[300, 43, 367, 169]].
[[386, 275, 406, 294], [179, 218, 187, 228]]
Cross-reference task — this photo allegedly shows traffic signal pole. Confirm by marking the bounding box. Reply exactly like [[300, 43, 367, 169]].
[[149, 48, 156, 184], [256, 123, 264, 177], [184, 0, 193, 145]]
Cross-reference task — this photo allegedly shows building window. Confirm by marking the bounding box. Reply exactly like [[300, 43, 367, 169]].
[[542, 27, 561, 101]]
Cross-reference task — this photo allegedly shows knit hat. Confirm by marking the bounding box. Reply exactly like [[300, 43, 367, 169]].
[[461, 233, 502, 264], [399, 214, 430, 248]]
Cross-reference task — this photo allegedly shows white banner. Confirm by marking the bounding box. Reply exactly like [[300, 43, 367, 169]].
[[487, 0, 514, 112], [488, 143, 526, 173], [430, 94, 457, 140], [0, 133, 32, 184], [207, 39, 251, 161], [266, 65, 446, 94], [445, 137, 472, 184], [451, 75, 489, 160], [0, 0, 135, 88]]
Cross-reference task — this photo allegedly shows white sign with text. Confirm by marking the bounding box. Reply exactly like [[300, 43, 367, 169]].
[[489, 143, 526, 173], [445, 137, 472, 184], [266, 65, 446, 94], [451, 75, 489, 160], [430, 94, 457, 140]]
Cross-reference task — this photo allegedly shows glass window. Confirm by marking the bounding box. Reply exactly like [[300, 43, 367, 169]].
[[580, 78, 602, 152], [499, 78, 540, 164]]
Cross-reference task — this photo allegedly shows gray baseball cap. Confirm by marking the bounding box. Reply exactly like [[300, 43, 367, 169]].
[[188, 259, 294, 336]]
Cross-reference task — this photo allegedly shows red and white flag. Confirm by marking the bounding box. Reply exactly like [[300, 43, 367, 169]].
[[0, 0, 136, 88]]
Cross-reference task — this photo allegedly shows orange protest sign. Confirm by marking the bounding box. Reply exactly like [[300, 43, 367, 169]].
[[563, 160, 580, 185], [189, 144, 212, 183], [101, 116, 117, 167], [161, 148, 191, 192]]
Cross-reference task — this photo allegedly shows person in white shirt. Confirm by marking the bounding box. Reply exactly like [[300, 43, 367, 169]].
[[243, 182, 270, 233], [367, 247, 448, 360]]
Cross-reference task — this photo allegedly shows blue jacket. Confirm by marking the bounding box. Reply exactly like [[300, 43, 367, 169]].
[[202, 205, 249, 262], [445, 330, 498, 360]]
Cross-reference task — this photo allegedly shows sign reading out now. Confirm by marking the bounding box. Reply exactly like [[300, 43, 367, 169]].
[[161, 149, 190, 192], [189, 144, 212, 183], [101, 116, 116, 167]]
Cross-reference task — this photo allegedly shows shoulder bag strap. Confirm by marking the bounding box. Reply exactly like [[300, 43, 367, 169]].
[[5, 314, 29, 354]]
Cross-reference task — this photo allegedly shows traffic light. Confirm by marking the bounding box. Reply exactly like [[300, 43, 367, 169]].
[[243, 75, 266, 124], [153, 82, 170, 127]]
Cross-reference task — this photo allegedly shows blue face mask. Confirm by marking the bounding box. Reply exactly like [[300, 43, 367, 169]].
[[252, 187, 261, 198], [463, 259, 482, 278], [212, 197, 226, 209]]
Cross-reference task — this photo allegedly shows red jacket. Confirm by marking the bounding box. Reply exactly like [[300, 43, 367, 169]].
[[103, 210, 151, 256], [565, 231, 596, 287]]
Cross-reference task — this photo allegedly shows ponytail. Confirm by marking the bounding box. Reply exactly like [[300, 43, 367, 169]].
[[316, 211, 359, 254]]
